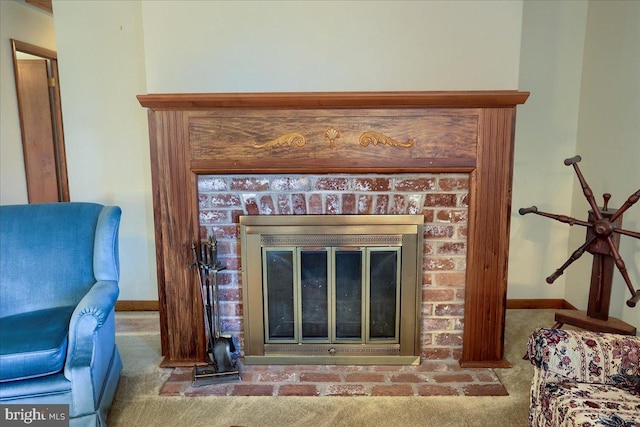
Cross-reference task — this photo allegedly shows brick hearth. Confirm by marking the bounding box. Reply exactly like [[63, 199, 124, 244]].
[[160, 362, 507, 397], [198, 172, 469, 362]]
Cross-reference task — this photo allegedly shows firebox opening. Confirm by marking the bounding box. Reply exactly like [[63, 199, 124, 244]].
[[240, 214, 423, 365]]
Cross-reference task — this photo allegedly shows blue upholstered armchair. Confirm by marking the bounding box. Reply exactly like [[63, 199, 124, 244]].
[[0, 202, 123, 426]]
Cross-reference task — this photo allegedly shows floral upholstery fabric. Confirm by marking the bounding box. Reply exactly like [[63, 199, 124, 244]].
[[527, 328, 640, 427]]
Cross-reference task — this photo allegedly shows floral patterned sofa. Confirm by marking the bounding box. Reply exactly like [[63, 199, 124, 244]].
[[526, 328, 640, 427]]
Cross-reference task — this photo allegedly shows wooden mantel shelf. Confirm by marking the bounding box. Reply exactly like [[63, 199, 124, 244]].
[[139, 90, 529, 368], [137, 90, 529, 110]]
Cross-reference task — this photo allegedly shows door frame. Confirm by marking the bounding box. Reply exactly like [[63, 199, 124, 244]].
[[11, 39, 69, 203]]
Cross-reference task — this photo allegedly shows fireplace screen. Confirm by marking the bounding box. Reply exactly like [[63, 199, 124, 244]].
[[263, 247, 400, 344], [241, 215, 423, 365]]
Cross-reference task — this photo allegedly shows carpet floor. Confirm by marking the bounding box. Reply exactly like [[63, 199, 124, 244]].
[[108, 309, 555, 426]]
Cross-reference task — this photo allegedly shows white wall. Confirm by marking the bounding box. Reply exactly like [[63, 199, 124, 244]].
[[0, 0, 56, 205], [566, 0, 640, 328], [53, 0, 157, 300], [141, 1, 523, 93], [508, 1, 588, 300]]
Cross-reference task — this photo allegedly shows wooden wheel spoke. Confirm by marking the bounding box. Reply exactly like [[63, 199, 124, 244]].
[[518, 206, 592, 227], [605, 236, 638, 304], [569, 161, 603, 220], [610, 189, 640, 223], [537, 211, 591, 227], [546, 235, 597, 284], [614, 227, 640, 239]]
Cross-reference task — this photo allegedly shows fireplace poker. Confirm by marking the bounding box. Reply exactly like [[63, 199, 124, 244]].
[[190, 241, 217, 366]]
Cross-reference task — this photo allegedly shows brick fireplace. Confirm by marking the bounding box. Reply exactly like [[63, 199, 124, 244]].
[[138, 91, 529, 368], [199, 173, 468, 362]]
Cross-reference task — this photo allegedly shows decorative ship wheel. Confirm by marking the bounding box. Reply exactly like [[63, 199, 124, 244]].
[[519, 155, 640, 335]]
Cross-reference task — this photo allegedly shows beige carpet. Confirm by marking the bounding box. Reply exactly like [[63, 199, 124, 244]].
[[108, 309, 554, 427]]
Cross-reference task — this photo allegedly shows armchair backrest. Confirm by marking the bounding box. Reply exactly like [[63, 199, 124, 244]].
[[527, 327, 640, 389], [0, 202, 121, 318]]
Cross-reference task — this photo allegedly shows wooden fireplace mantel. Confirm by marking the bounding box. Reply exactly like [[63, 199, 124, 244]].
[[138, 90, 529, 368]]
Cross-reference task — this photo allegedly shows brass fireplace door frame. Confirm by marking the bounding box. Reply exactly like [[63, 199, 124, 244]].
[[240, 214, 423, 365]]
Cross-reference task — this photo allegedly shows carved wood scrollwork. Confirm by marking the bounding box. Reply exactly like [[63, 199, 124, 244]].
[[324, 127, 340, 149], [359, 131, 415, 148], [252, 132, 306, 149]]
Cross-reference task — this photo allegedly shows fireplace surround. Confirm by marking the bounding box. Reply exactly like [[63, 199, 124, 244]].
[[137, 91, 529, 368]]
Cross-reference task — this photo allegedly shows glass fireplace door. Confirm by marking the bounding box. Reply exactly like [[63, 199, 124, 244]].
[[262, 246, 401, 346], [300, 249, 329, 342], [334, 249, 364, 342], [367, 248, 400, 342], [263, 249, 296, 341]]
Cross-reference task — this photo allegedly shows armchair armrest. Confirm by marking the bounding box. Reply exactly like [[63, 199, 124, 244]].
[[64, 281, 119, 415], [527, 328, 640, 390], [66, 281, 119, 358]]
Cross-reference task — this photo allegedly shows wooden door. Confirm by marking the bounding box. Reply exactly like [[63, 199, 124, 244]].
[[12, 39, 69, 203]]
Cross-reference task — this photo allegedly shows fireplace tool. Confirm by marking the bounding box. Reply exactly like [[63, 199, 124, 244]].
[[190, 238, 240, 386]]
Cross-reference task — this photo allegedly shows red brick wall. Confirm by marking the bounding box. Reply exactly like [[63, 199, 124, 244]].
[[198, 173, 469, 361]]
